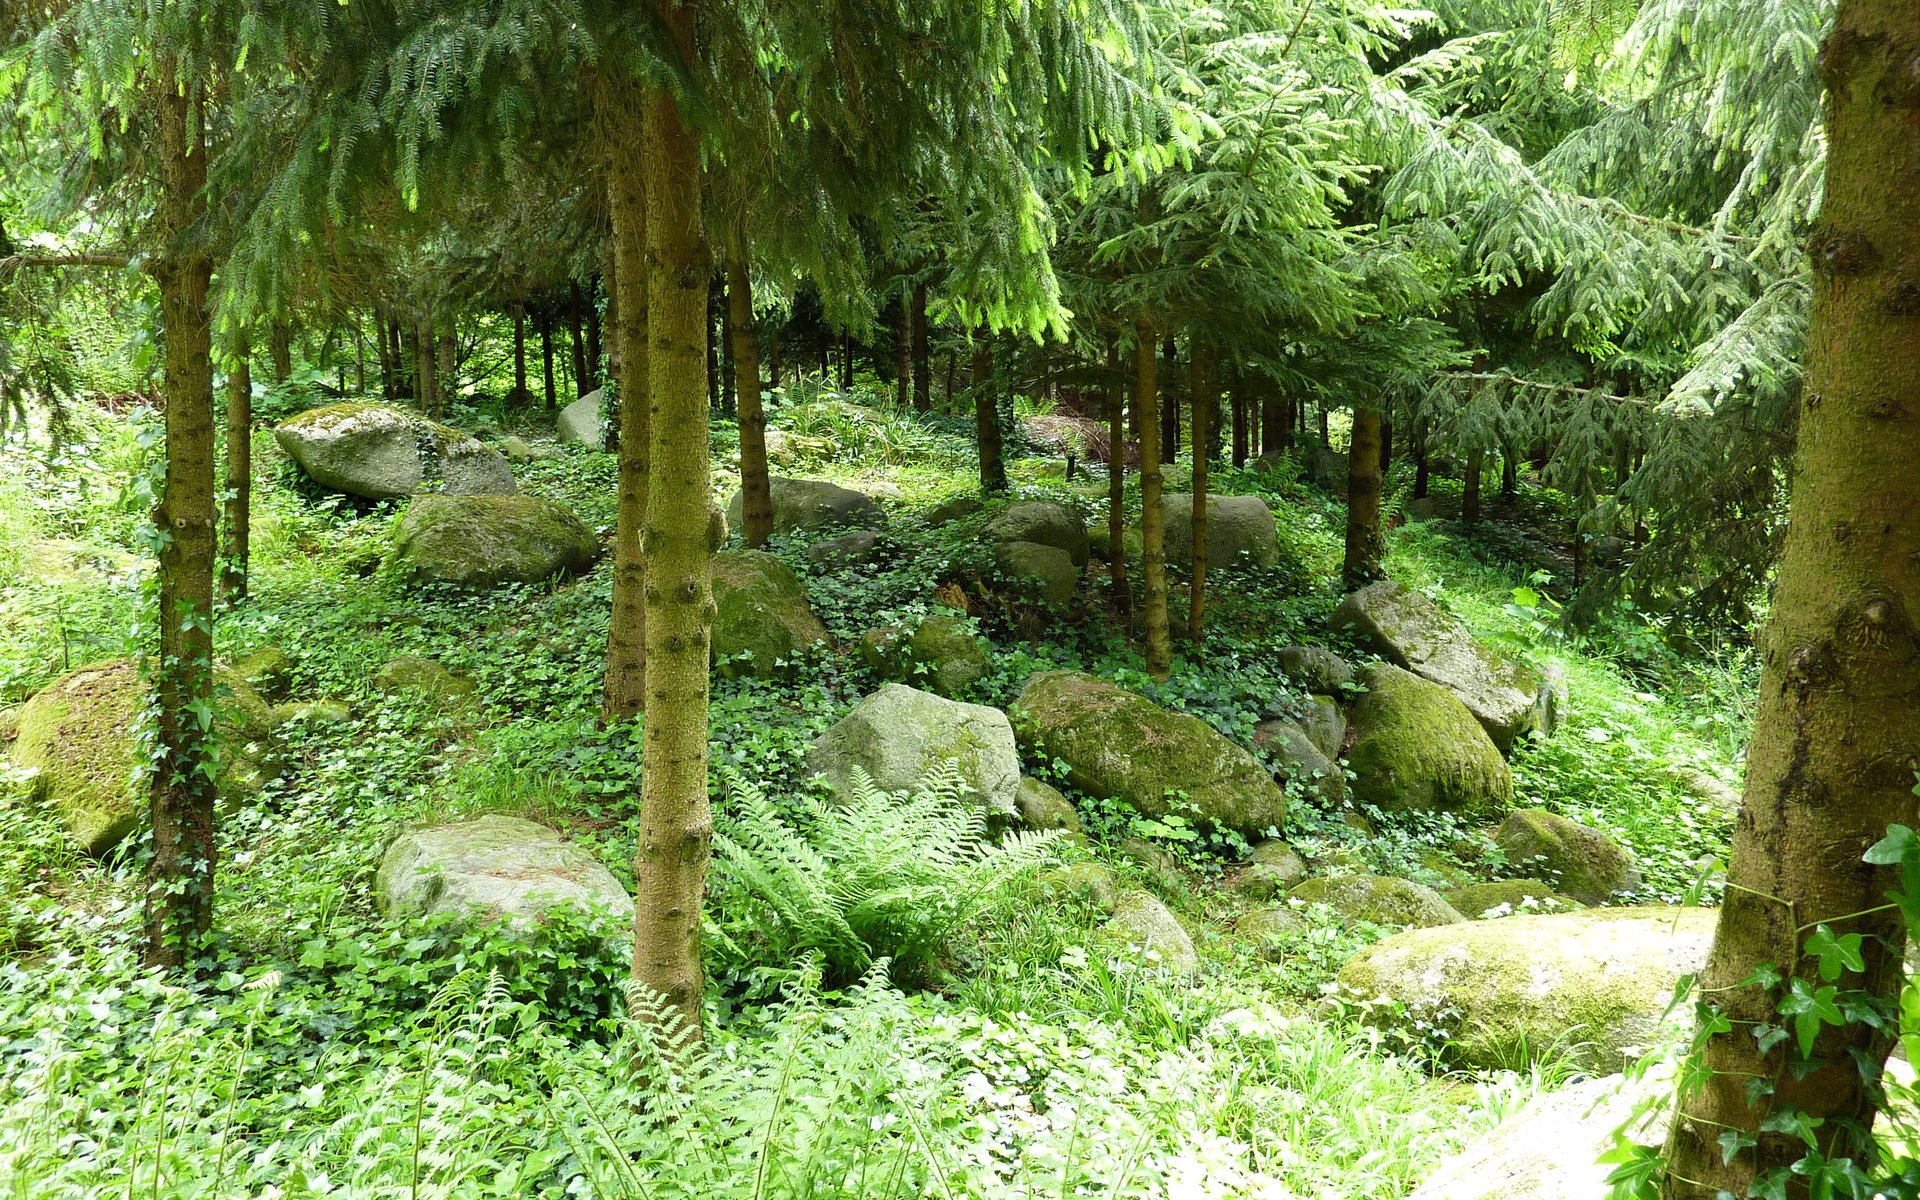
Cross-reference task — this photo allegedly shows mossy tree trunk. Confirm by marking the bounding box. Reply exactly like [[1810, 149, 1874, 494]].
[[219, 337, 250, 604], [1106, 341, 1131, 618], [729, 250, 774, 547], [1463, 447, 1483, 523], [633, 4, 715, 1039], [146, 68, 219, 969], [512, 301, 528, 399], [600, 91, 650, 726], [1137, 320, 1170, 679], [1188, 349, 1209, 645], [972, 329, 1006, 493], [1662, 3, 1920, 1195], [1342, 401, 1383, 590], [268, 320, 291, 383]]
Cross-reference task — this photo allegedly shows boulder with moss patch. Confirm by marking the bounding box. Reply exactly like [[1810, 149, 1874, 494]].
[[710, 550, 831, 678], [993, 541, 1078, 608], [1346, 664, 1512, 815], [1160, 493, 1280, 569], [275, 402, 515, 499], [373, 655, 477, 707], [1277, 645, 1354, 693], [1290, 875, 1465, 928], [1103, 890, 1199, 975], [272, 698, 354, 729], [1251, 718, 1346, 804], [1235, 905, 1308, 958], [1014, 776, 1082, 833], [985, 501, 1090, 566], [1037, 862, 1119, 914], [808, 684, 1020, 818], [724, 476, 885, 535], [1446, 879, 1582, 918], [1014, 670, 1288, 836], [11, 659, 276, 855], [1330, 580, 1553, 752], [1493, 809, 1641, 905], [1235, 839, 1309, 901], [231, 645, 295, 702], [1297, 695, 1347, 759], [390, 494, 601, 589], [1339, 906, 1715, 1071], [860, 614, 991, 698]]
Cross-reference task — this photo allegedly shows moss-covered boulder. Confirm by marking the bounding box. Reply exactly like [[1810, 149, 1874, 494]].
[[272, 698, 354, 729], [806, 528, 881, 567], [985, 501, 1089, 566], [859, 614, 991, 698], [231, 645, 295, 702], [1235, 905, 1307, 958], [711, 550, 831, 678], [1014, 776, 1082, 833], [390, 494, 601, 589], [1297, 695, 1347, 759], [275, 402, 515, 499], [1277, 645, 1354, 693], [1338, 906, 1716, 1070], [1330, 580, 1552, 752], [1289, 874, 1464, 928], [1102, 890, 1199, 975], [376, 814, 633, 949], [926, 494, 984, 526], [807, 684, 1021, 817], [1446, 879, 1582, 918], [1014, 670, 1288, 836], [1405, 1073, 1661, 1200], [1036, 862, 1119, 914], [556, 389, 603, 446], [11, 659, 276, 855], [1160, 493, 1280, 569], [724, 475, 885, 535], [1347, 664, 1512, 815], [1234, 838, 1308, 900], [1251, 718, 1346, 804], [1494, 809, 1642, 905], [993, 540, 1078, 608], [373, 655, 477, 707]]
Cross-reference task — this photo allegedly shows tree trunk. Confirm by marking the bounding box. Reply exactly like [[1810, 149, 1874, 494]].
[[1662, 6, 1920, 1192], [708, 276, 723, 412], [146, 69, 218, 969], [1379, 418, 1393, 473], [414, 317, 438, 413], [910, 281, 931, 411], [220, 341, 250, 604], [1188, 362, 1209, 646], [1501, 449, 1518, 497], [972, 330, 1006, 493], [268, 321, 292, 383], [1318, 404, 1329, 445], [585, 276, 602, 391], [601, 99, 650, 726], [1463, 448, 1483, 523], [569, 282, 590, 398], [1138, 321, 1170, 679], [634, 17, 715, 1038], [1160, 335, 1178, 463], [1342, 402, 1384, 590], [436, 329, 456, 402], [839, 332, 853, 390], [730, 254, 774, 547], [1106, 341, 1132, 618], [894, 293, 911, 411], [1230, 383, 1248, 469], [719, 275, 736, 417], [512, 302, 528, 399]]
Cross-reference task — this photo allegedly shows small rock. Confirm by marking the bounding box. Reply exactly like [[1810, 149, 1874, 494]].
[[1234, 906, 1307, 959], [556, 390, 604, 446], [926, 495, 984, 526], [808, 684, 1021, 818], [1289, 875, 1464, 929], [499, 435, 538, 464], [807, 528, 881, 567], [1119, 835, 1183, 882], [1103, 890, 1199, 976], [374, 655, 478, 707], [1668, 764, 1742, 817], [231, 645, 296, 703], [271, 699, 354, 728], [1277, 645, 1354, 693], [1251, 718, 1346, 805], [1015, 777, 1082, 833], [1447, 879, 1582, 918], [711, 550, 831, 678], [1494, 809, 1641, 905], [1251, 839, 1309, 887], [1297, 695, 1347, 759], [1036, 862, 1118, 914]]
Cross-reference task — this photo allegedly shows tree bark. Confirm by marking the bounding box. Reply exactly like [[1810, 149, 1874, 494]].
[[146, 68, 219, 969], [1463, 448, 1483, 523], [719, 275, 736, 416], [1188, 358, 1210, 646], [539, 304, 558, 409], [601, 99, 650, 727], [436, 328, 456, 402], [1230, 383, 1248, 469], [1106, 341, 1132, 618], [910, 281, 931, 411], [1412, 421, 1430, 500], [634, 9, 715, 1039], [414, 317, 438, 413], [584, 275, 602, 391], [1160, 335, 1178, 463], [730, 253, 774, 547], [1379, 418, 1393, 473], [1342, 402, 1384, 590], [1662, 4, 1920, 1194], [268, 321, 292, 383], [220, 341, 250, 604], [1138, 321, 1170, 679], [972, 329, 1006, 493], [512, 301, 528, 399], [569, 281, 590, 397]]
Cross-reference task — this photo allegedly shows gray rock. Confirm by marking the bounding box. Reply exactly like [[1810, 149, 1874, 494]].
[[499, 436, 538, 464], [556, 390, 603, 446], [1251, 718, 1347, 804], [993, 540, 1078, 608], [1330, 580, 1551, 752], [1346, 664, 1513, 816], [1493, 809, 1642, 905], [1308, 445, 1348, 493], [1290, 875, 1465, 929], [390, 494, 601, 589], [373, 655, 477, 707], [807, 528, 881, 567], [711, 550, 831, 678], [1036, 862, 1119, 914], [271, 698, 354, 729], [1668, 764, 1742, 817], [808, 684, 1021, 818], [1277, 645, 1354, 693], [275, 402, 515, 500], [1103, 890, 1199, 976], [1234, 840, 1309, 900], [1405, 1073, 1663, 1200], [375, 815, 633, 949], [1406, 497, 1439, 522], [858, 615, 992, 699], [1297, 695, 1347, 759], [926, 495, 984, 526], [1160, 493, 1280, 569], [986, 501, 1089, 565], [725, 476, 885, 535], [1015, 777, 1082, 833], [1235, 906, 1308, 958]]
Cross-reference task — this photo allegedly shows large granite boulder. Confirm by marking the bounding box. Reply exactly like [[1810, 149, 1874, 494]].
[[985, 501, 1089, 566], [724, 476, 885, 535], [993, 541, 1078, 608], [808, 684, 1021, 817], [1160, 493, 1280, 569], [1330, 580, 1553, 752], [1339, 906, 1716, 1071], [11, 659, 276, 855], [1289, 875, 1464, 929], [375, 815, 633, 948], [274, 402, 514, 500], [556, 389, 603, 446], [1013, 670, 1288, 836], [1494, 809, 1642, 905], [1251, 718, 1346, 804], [390, 494, 600, 589], [1346, 664, 1512, 815], [1102, 890, 1199, 976], [710, 550, 831, 677]]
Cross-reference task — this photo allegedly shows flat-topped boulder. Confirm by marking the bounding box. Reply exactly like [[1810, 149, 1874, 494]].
[[1346, 664, 1512, 815], [985, 501, 1089, 566], [1013, 670, 1287, 836], [724, 476, 885, 535], [711, 550, 830, 677], [556, 389, 603, 446], [275, 402, 514, 500], [1330, 580, 1553, 752], [1160, 493, 1280, 569], [375, 815, 633, 948], [390, 494, 600, 589], [808, 684, 1020, 817]]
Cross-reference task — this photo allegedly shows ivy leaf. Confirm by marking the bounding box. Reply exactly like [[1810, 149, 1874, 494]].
[[1803, 925, 1865, 981]]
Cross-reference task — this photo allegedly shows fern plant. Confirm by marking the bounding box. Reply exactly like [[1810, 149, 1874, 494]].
[[712, 763, 1061, 986]]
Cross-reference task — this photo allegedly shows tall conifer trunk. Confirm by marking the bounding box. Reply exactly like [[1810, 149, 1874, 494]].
[[634, 4, 715, 1038], [1106, 342, 1131, 617], [894, 293, 911, 411], [569, 282, 590, 397], [539, 305, 558, 409], [1137, 321, 1170, 678], [512, 302, 528, 400], [1662, 3, 1920, 1193], [146, 69, 218, 968], [1342, 402, 1383, 590], [220, 341, 250, 603], [1188, 354, 1209, 645], [1230, 383, 1247, 468], [269, 321, 292, 383], [1463, 448, 1483, 523], [601, 97, 651, 726], [730, 253, 773, 546], [973, 330, 1006, 492], [910, 281, 931, 411]]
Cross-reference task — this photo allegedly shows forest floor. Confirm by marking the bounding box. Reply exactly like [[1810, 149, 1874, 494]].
[[0, 384, 1749, 1198]]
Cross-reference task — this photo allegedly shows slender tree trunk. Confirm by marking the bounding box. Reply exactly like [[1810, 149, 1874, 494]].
[[1189, 362, 1210, 646], [415, 318, 439, 414], [767, 322, 782, 391], [220, 341, 250, 604], [512, 302, 528, 399], [1342, 402, 1384, 590], [1463, 448, 1483, 523], [1379, 417, 1393, 473], [730, 253, 774, 547], [719, 276, 736, 416], [1502, 448, 1518, 497], [1138, 321, 1170, 679], [436, 329, 456, 402], [972, 329, 1006, 493], [601, 99, 650, 726], [1412, 420, 1430, 499], [585, 276, 602, 391], [1270, 397, 1291, 452], [1106, 342, 1132, 618], [634, 15, 715, 1038], [894, 293, 911, 411], [840, 332, 853, 390], [539, 306, 558, 410], [146, 69, 218, 969], [1231, 383, 1248, 469], [1664, 10, 1920, 1190], [269, 321, 292, 383], [708, 276, 724, 412], [1160, 335, 1178, 464], [1318, 404, 1329, 445], [570, 282, 590, 397], [354, 317, 366, 395], [910, 281, 930, 412]]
